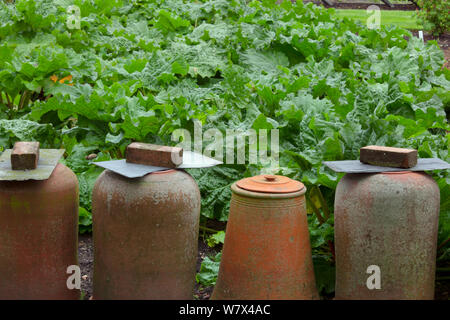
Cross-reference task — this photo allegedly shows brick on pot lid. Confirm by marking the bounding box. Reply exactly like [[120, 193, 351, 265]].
[[359, 145, 417, 168], [11, 141, 40, 170], [126, 142, 183, 168]]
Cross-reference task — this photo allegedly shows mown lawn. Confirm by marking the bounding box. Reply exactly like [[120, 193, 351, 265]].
[[333, 9, 426, 30]]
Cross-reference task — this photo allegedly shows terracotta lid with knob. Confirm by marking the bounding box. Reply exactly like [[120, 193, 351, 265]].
[[236, 174, 305, 194]]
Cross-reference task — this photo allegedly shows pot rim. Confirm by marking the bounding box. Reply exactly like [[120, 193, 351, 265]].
[[231, 182, 306, 199], [381, 171, 413, 175]]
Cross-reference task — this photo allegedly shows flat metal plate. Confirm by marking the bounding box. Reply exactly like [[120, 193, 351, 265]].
[[0, 149, 65, 181], [93, 151, 222, 178], [324, 158, 450, 173]]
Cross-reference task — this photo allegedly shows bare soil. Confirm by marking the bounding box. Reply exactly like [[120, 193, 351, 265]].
[[78, 234, 93, 299], [444, 49, 450, 69], [435, 279, 450, 300]]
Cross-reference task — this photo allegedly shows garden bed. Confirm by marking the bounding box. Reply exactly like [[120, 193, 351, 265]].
[[70, 1, 447, 301], [0, 0, 447, 301], [78, 234, 449, 300], [419, 32, 450, 68], [303, 1, 450, 68]]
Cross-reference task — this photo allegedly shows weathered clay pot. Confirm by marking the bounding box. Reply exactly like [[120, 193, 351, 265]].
[[334, 171, 440, 300], [92, 169, 200, 300], [212, 174, 319, 300], [0, 163, 80, 300]]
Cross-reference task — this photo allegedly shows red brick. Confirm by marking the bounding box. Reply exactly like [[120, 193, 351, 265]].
[[126, 143, 183, 168], [360, 145, 417, 168], [11, 141, 40, 170]]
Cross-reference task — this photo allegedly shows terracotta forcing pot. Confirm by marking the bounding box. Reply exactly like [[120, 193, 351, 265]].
[[212, 174, 319, 300], [0, 163, 80, 300], [92, 169, 200, 299], [334, 171, 440, 300]]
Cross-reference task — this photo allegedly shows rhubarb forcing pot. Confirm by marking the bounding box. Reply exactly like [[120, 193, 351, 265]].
[[92, 169, 200, 299], [0, 163, 79, 300], [212, 174, 319, 300], [334, 171, 440, 299]]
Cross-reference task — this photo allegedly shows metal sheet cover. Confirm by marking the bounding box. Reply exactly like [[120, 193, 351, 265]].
[[93, 151, 223, 178], [323, 158, 450, 173], [0, 149, 65, 181]]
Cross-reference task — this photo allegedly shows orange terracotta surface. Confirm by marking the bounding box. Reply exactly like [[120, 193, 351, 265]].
[[0, 163, 80, 299], [92, 169, 200, 300], [212, 175, 319, 300]]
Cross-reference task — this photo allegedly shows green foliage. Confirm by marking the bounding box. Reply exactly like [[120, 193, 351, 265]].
[[313, 255, 336, 296], [78, 206, 92, 234], [206, 231, 225, 248], [309, 216, 334, 249], [196, 252, 221, 287], [187, 167, 245, 221], [416, 0, 450, 35], [0, 119, 58, 146]]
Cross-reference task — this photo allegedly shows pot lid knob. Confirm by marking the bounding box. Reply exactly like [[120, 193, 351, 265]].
[[264, 175, 276, 182], [236, 174, 305, 194]]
